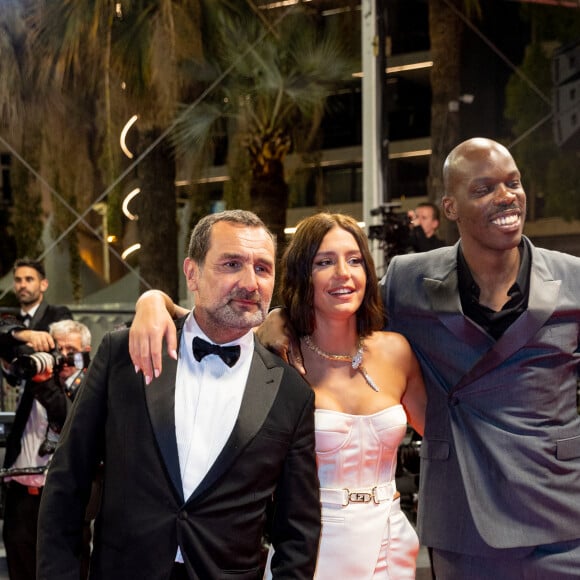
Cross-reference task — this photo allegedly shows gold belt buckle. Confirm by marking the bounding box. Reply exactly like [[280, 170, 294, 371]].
[[349, 491, 372, 503], [343, 486, 382, 505]]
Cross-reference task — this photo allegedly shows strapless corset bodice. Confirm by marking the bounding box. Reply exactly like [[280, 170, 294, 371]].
[[264, 404, 418, 580], [315, 404, 408, 490]]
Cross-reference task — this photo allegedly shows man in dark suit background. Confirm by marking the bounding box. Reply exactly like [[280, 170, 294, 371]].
[[1, 257, 72, 580], [37, 210, 321, 580], [406, 202, 446, 253], [382, 138, 580, 578]]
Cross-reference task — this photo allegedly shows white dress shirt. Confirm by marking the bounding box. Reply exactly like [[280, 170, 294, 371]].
[[174, 312, 254, 562], [20, 303, 40, 327]]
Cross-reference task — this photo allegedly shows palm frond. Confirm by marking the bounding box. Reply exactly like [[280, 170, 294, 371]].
[[171, 100, 226, 156]]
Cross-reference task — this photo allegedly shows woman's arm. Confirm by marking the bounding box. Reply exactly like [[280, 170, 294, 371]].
[[400, 344, 426, 436], [255, 308, 305, 375], [128, 290, 187, 384], [129, 293, 306, 381]]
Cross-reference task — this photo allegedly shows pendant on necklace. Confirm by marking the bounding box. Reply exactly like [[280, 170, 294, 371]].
[[358, 365, 380, 392], [303, 335, 380, 392], [351, 348, 363, 370]]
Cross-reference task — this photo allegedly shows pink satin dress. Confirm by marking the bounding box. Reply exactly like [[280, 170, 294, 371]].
[[266, 404, 419, 579]]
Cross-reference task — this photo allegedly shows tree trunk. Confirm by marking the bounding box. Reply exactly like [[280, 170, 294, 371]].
[[250, 161, 289, 246], [12, 124, 44, 259], [428, 0, 463, 243], [249, 160, 289, 303], [247, 130, 291, 264], [135, 128, 179, 300]]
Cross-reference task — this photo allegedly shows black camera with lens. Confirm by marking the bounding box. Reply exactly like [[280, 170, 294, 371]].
[[9, 350, 90, 382], [368, 202, 412, 259]]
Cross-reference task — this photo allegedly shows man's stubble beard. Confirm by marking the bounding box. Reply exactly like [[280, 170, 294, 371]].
[[17, 289, 41, 308], [195, 284, 272, 339], [206, 300, 268, 332]]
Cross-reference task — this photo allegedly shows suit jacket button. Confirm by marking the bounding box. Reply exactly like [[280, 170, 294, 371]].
[[449, 396, 459, 406], [178, 511, 188, 520]]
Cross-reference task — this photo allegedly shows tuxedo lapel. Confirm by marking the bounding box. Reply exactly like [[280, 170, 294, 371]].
[[145, 335, 183, 501], [424, 263, 493, 354], [30, 301, 49, 330], [423, 246, 494, 378], [450, 242, 561, 395], [189, 339, 282, 502], [526, 243, 562, 320]]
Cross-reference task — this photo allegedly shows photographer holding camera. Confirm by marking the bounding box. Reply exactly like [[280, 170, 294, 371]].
[[407, 202, 446, 253], [1, 319, 92, 580], [0, 258, 73, 580]]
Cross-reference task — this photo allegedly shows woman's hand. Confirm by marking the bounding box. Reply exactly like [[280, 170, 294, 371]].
[[129, 290, 183, 384], [255, 308, 305, 375]]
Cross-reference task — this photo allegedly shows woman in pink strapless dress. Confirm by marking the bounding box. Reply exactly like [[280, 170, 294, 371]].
[[264, 213, 426, 579]]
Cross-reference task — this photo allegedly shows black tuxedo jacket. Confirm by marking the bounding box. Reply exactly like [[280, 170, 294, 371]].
[[27, 301, 73, 334], [38, 320, 321, 580], [3, 301, 72, 468]]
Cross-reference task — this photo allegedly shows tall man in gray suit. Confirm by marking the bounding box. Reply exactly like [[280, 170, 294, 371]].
[[382, 138, 580, 578], [37, 210, 321, 579]]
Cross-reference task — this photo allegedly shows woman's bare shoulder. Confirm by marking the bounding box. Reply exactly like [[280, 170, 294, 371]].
[[367, 330, 410, 349], [365, 330, 415, 362]]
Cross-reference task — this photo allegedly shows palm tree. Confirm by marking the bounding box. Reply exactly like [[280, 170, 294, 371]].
[[173, 2, 354, 258], [0, 0, 126, 298], [2, 0, 123, 299], [428, 0, 481, 242], [27, 0, 203, 299], [110, 0, 203, 298], [0, 0, 45, 261], [505, 4, 580, 221]]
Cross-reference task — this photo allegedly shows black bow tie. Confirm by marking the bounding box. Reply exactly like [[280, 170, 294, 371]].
[[192, 336, 241, 368]]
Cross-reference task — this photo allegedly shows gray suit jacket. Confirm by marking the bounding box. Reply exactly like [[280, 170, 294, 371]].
[[38, 319, 320, 580], [381, 237, 580, 554]]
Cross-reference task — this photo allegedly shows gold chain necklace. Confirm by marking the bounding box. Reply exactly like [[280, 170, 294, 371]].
[[303, 335, 380, 392]]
